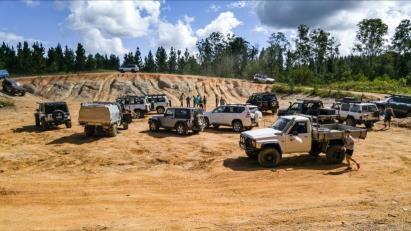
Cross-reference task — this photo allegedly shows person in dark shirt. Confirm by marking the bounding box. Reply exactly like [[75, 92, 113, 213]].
[[203, 95, 207, 110], [186, 95, 191, 107], [383, 106, 395, 129]]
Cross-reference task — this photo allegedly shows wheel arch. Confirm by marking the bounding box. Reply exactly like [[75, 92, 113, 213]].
[[261, 142, 283, 155]]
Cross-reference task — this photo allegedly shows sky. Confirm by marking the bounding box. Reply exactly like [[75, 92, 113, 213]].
[[0, 0, 410, 57]]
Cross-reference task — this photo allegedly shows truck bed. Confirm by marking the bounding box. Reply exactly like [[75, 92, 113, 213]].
[[312, 124, 367, 141], [78, 104, 120, 126]]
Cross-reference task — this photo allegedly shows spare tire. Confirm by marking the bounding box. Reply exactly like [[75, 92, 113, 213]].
[[52, 110, 65, 122]]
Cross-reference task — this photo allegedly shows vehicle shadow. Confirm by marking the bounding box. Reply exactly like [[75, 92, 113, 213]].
[[12, 125, 61, 133], [47, 133, 101, 145], [223, 155, 345, 172], [139, 129, 198, 138], [203, 127, 239, 134]]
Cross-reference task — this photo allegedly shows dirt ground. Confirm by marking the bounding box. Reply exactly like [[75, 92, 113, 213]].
[[0, 83, 410, 230]]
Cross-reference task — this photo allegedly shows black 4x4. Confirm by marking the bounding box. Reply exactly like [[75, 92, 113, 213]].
[[374, 95, 411, 118], [148, 108, 205, 135], [2, 78, 25, 96], [277, 99, 337, 124], [35, 102, 72, 130], [246, 92, 279, 113]]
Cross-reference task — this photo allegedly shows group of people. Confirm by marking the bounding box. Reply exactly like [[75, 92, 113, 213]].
[[179, 93, 226, 110]]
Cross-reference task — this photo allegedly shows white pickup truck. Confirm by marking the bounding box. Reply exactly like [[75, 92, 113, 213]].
[[239, 115, 367, 167]]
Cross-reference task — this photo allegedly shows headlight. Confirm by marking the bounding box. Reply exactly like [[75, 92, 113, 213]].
[[251, 140, 256, 147]]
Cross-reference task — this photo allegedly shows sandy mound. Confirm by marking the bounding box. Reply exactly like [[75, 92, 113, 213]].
[[19, 72, 272, 104]]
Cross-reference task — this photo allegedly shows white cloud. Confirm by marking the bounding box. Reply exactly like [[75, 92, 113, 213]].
[[253, 26, 270, 34], [196, 11, 242, 38], [22, 0, 40, 7], [209, 4, 221, 12], [156, 18, 197, 52], [228, 1, 246, 9], [66, 0, 161, 55], [0, 31, 40, 44]]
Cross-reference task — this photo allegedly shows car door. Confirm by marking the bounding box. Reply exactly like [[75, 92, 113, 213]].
[[220, 106, 234, 125], [339, 103, 350, 119], [285, 121, 311, 153], [209, 106, 225, 125], [162, 108, 175, 128]]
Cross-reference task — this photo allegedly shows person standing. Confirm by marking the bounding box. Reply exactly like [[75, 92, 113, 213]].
[[343, 130, 360, 171], [186, 95, 191, 107], [383, 106, 395, 129], [179, 93, 185, 107], [215, 94, 219, 107], [193, 95, 196, 107], [203, 95, 207, 110], [220, 96, 226, 106], [197, 94, 203, 109]]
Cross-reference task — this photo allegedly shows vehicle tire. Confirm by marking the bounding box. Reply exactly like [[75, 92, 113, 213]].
[[364, 121, 374, 129], [346, 117, 356, 127], [41, 118, 48, 131], [175, 122, 188, 136], [156, 107, 165, 114], [135, 110, 144, 119], [232, 120, 243, 132], [108, 124, 118, 137], [326, 145, 345, 164], [246, 150, 258, 159], [65, 121, 72, 128], [204, 117, 210, 128], [35, 116, 40, 127], [258, 148, 281, 168], [123, 123, 129, 130], [85, 125, 95, 137], [149, 121, 159, 132]]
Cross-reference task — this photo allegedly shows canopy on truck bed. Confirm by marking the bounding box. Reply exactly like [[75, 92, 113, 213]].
[[78, 103, 120, 126]]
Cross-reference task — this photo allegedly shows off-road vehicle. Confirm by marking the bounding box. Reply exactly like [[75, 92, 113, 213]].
[[79, 102, 132, 137], [148, 107, 205, 135], [34, 102, 72, 130], [277, 99, 336, 124], [116, 95, 150, 118], [332, 98, 380, 128], [118, 64, 138, 73], [0, 69, 9, 78], [146, 94, 169, 114], [374, 94, 411, 118], [239, 115, 367, 167], [252, 74, 275, 84], [203, 104, 262, 132], [246, 92, 279, 113], [2, 78, 25, 96]]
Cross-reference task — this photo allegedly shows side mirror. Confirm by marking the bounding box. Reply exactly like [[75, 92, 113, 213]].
[[292, 131, 298, 136]]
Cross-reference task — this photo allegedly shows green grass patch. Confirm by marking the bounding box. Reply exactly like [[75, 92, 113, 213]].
[[0, 97, 14, 108], [272, 83, 361, 99], [329, 80, 411, 95]]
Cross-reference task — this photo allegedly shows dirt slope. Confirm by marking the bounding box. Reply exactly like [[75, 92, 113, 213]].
[[18, 72, 272, 104], [0, 73, 410, 230]]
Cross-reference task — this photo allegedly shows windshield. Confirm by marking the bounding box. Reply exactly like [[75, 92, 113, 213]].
[[272, 117, 290, 131]]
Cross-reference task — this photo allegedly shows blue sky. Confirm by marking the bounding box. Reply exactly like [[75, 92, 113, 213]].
[[0, 1, 410, 57]]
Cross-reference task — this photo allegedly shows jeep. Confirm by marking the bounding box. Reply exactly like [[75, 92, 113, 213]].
[[148, 108, 205, 135], [246, 92, 279, 113], [34, 102, 72, 130], [116, 95, 151, 118], [2, 78, 25, 96], [146, 94, 169, 114]]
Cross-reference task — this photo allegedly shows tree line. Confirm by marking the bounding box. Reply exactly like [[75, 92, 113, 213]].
[[0, 18, 410, 86]]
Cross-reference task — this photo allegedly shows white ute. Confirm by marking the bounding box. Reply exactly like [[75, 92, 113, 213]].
[[239, 115, 367, 167], [203, 104, 262, 132]]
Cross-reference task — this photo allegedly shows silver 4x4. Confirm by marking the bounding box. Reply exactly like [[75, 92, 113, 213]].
[[116, 95, 150, 118], [333, 100, 380, 128], [148, 108, 205, 135], [34, 102, 72, 130], [146, 94, 169, 114]]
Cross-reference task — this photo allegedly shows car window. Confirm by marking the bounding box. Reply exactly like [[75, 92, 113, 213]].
[[341, 103, 350, 111], [212, 106, 225, 113], [248, 106, 258, 113], [233, 106, 245, 113], [175, 109, 190, 119], [272, 118, 290, 131], [290, 103, 301, 110], [350, 104, 361, 113], [164, 108, 174, 117], [223, 106, 232, 113], [289, 121, 308, 134]]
